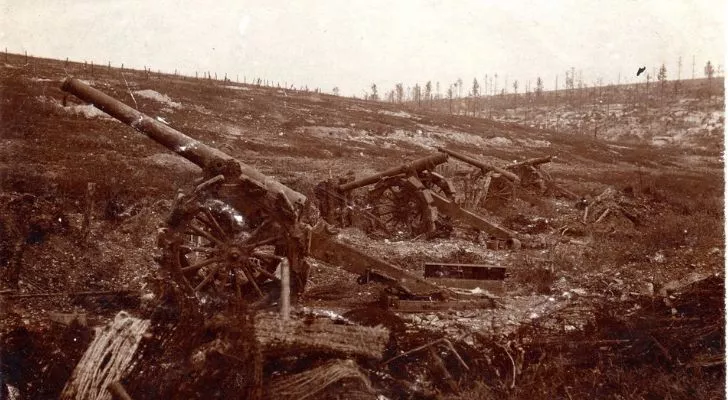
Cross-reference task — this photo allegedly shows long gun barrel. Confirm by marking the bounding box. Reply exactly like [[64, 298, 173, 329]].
[[505, 155, 553, 170], [437, 147, 520, 183], [61, 77, 307, 212], [338, 153, 448, 192]]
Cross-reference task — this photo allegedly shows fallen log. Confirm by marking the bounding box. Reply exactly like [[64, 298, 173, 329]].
[[255, 314, 390, 360]]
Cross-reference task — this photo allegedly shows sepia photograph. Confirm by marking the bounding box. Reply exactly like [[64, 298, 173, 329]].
[[0, 1, 725, 398]]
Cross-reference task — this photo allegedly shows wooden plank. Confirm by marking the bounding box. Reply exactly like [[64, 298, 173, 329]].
[[384, 297, 496, 313], [424, 262, 507, 280], [255, 314, 389, 359], [424, 278, 505, 294]]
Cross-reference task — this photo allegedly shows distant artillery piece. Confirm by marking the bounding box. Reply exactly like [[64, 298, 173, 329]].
[[314, 153, 517, 243], [437, 147, 522, 210], [437, 147, 575, 210]]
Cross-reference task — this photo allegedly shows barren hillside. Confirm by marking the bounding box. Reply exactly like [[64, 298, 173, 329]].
[[0, 54, 724, 399]]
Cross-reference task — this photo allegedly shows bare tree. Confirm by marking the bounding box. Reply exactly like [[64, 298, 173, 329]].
[[536, 76, 544, 97], [332, 86, 340, 96], [565, 69, 574, 102], [395, 83, 404, 103], [471, 78, 480, 115], [370, 83, 379, 101], [704, 60, 715, 98], [705, 60, 715, 79], [657, 63, 667, 102], [447, 85, 454, 114], [413, 83, 422, 107], [456, 77, 463, 98], [425, 81, 432, 106]]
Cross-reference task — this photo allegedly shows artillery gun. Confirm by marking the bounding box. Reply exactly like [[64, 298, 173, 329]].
[[314, 153, 517, 243], [437, 147, 556, 210], [61, 77, 449, 305]]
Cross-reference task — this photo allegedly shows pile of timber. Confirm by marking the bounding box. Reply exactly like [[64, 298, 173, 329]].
[[255, 313, 390, 360]]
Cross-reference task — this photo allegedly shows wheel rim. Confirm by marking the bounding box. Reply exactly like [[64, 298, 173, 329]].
[[160, 200, 281, 301], [367, 177, 435, 239]]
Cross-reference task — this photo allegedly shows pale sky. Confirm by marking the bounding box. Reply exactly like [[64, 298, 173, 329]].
[[1, 0, 725, 96]]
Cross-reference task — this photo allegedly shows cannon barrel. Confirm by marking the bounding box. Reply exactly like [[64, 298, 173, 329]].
[[436, 147, 520, 183], [338, 153, 448, 192], [61, 77, 307, 211], [505, 155, 553, 169]]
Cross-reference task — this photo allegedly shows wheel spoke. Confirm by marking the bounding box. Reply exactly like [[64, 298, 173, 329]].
[[182, 256, 222, 274], [202, 208, 229, 240], [180, 245, 216, 254], [240, 266, 264, 298], [194, 262, 224, 292], [243, 236, 279, 250], [187, 224, 223, 246], [250, 263, 279, 280], [194, 214, 220, 237]]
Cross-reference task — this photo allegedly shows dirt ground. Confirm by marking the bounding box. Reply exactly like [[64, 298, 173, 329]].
[[0, 55, 724, 399]]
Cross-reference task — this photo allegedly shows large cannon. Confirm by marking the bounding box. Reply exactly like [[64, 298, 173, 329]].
[[314, 153, 516, 241], [61, 77, 448, 304]]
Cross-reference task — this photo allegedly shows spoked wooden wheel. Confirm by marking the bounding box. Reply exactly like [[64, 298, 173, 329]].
[[478, 172, 516, 210], [159, 199, 282, 301], [367, 176, 436, 239]]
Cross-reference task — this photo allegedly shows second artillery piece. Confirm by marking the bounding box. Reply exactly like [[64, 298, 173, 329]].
[[436, 147, 569, 210], [314, 153, 518, 243]]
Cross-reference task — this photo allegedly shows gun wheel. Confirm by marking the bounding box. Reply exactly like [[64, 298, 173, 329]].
[[367, 176, 436, 240], [480, 173, 516, 210], [158, 198, 281, 301]]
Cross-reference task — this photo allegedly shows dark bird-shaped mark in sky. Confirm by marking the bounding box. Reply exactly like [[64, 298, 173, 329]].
[[637, 66, 646, 76]]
